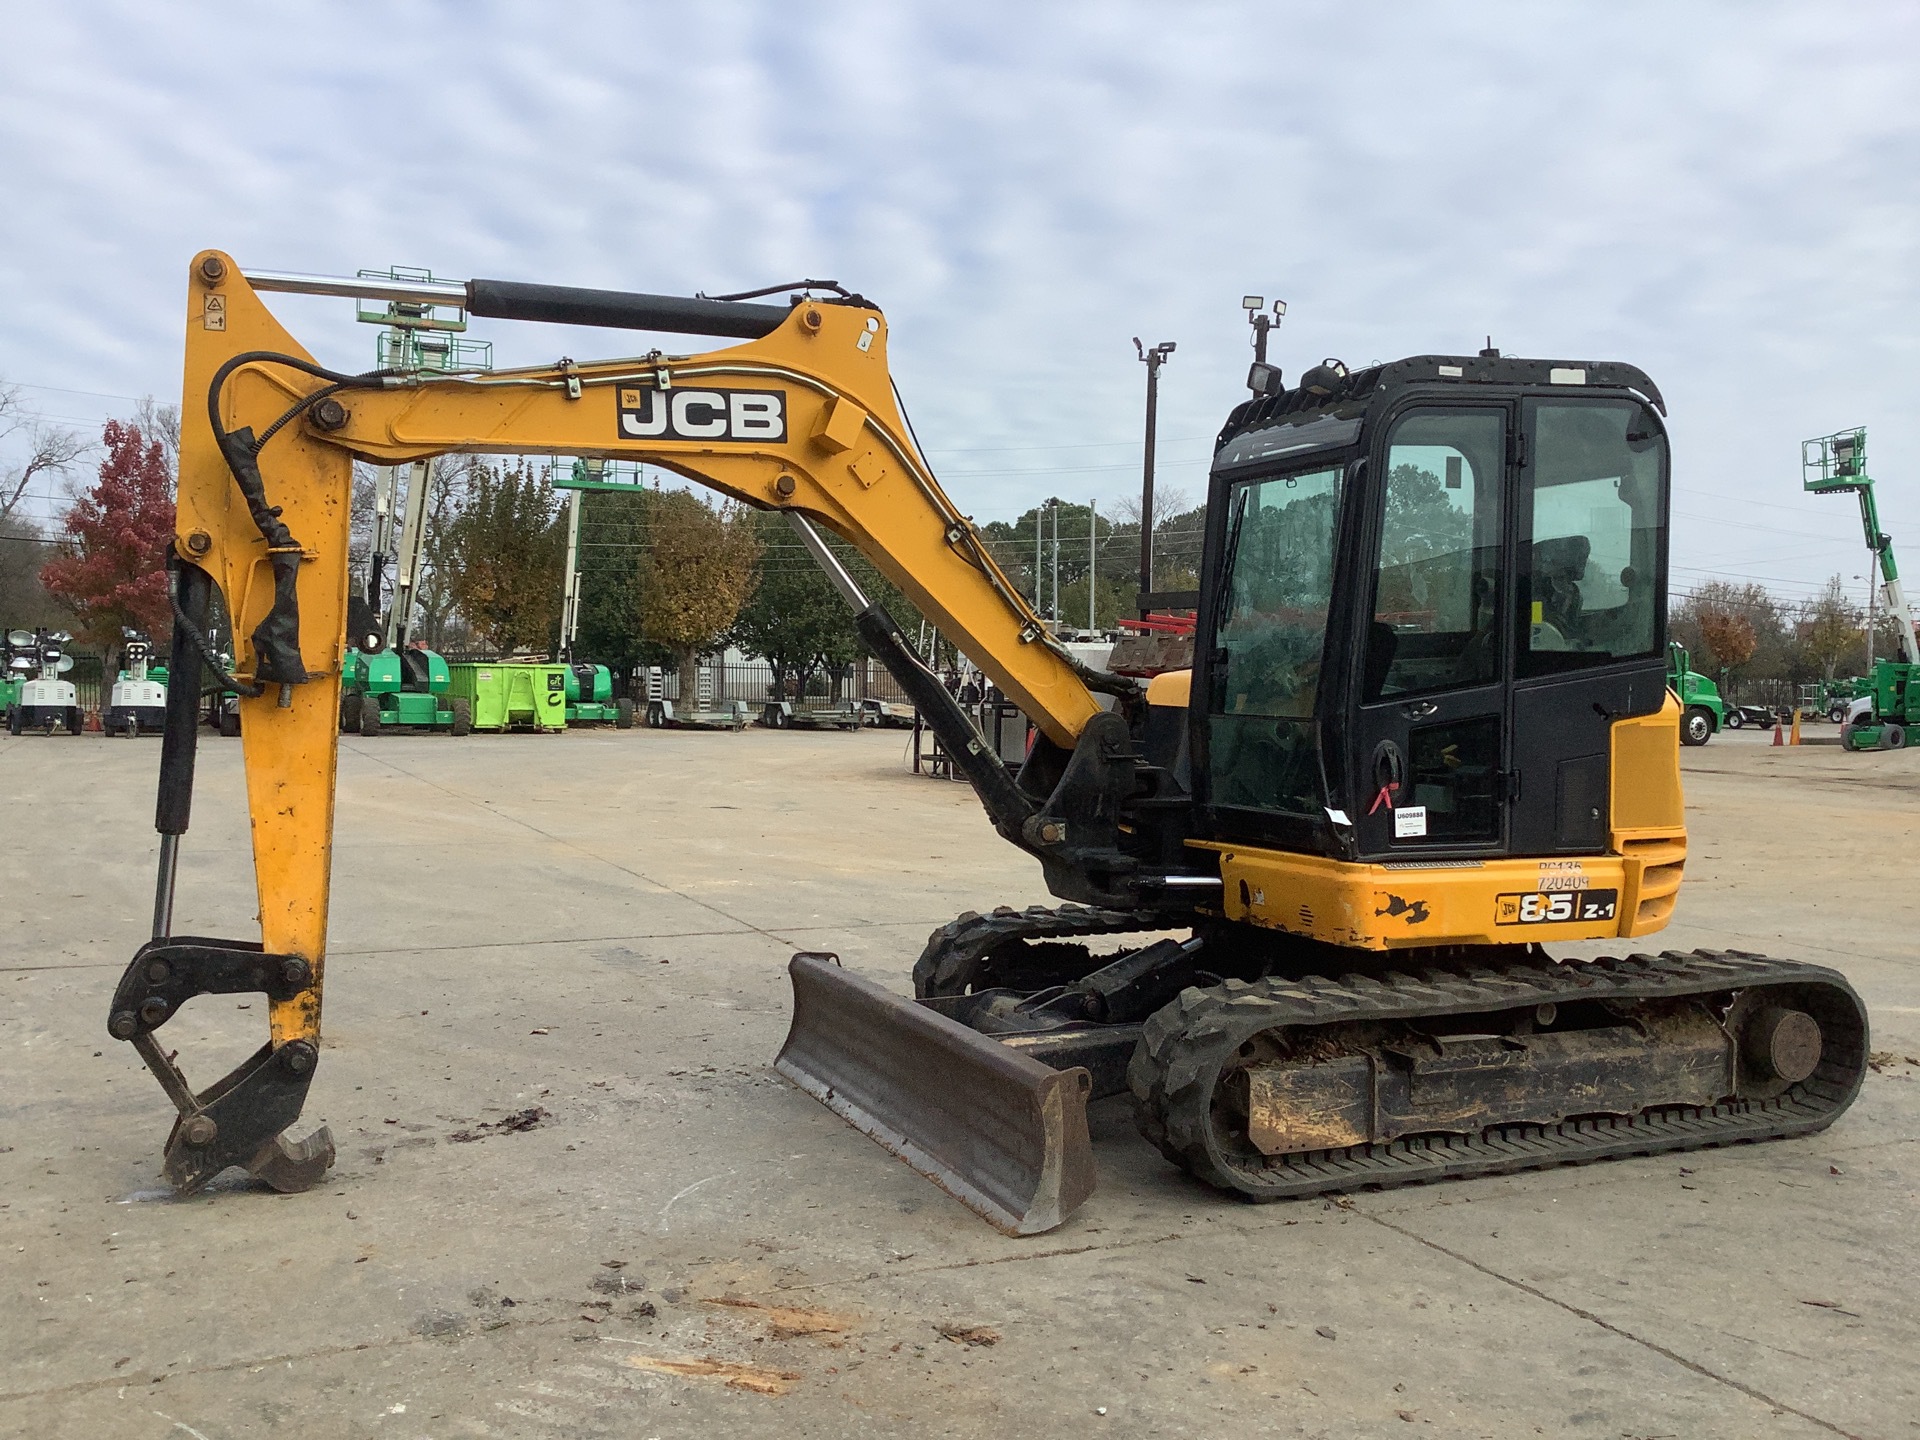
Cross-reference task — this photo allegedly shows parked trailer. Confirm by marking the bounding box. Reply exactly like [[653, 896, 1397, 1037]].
[[640, 665, 748, 730]]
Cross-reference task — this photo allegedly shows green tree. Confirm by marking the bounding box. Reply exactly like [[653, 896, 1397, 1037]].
[[635, 490, 761, 698], [979, 501, 1142, 627], [1797, 575, 1863, 683], [1670, 580, 1794, 697], [440, 460, 565, 652], [572, 487, 654, 681], [729, 509, 860, 699], [1698, 608, 1756, 682]]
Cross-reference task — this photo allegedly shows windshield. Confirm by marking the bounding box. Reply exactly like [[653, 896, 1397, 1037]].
[[1207, 463, 1345, 814], [1521, 400, 1666, 675]]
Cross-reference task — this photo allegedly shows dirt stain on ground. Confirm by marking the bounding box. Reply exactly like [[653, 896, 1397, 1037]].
[[623, 1354, 803, 1395], [704, 1294, 857, 1339]]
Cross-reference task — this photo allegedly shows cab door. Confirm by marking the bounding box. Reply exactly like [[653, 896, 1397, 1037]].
[[1507, 396, 1670, 854], [1349, 407, 1512, 858]]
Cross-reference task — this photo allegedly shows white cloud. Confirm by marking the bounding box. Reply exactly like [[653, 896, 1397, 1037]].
[[0, 0, 1914, 599]]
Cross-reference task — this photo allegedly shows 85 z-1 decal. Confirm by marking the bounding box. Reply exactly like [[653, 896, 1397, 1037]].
[[1495, 889, 1619, 925]]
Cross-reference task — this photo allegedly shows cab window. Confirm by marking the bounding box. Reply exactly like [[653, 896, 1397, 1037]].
[[1207, 464, 1344, 814], [1520, 401, 1666, 675], [1364, 410, 1506, 700]]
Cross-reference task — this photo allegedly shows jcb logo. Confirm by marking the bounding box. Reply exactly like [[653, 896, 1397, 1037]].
[[618, 387, 786, 443]]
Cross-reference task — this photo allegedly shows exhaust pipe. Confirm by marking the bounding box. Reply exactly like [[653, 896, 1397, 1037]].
[[776, 953, 1095, 1235]]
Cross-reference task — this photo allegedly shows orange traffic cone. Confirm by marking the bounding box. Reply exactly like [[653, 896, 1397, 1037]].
[[1773, 720, 1783, 746]]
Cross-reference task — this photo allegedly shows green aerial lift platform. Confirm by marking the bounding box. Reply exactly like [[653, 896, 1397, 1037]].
[[1804, 428, 1920, 750]]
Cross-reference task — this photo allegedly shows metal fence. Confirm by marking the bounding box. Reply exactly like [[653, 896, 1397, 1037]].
[[646, 660, 913, 706]]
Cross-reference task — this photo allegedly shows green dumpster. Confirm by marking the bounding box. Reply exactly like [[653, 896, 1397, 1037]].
[[448, 662, 569, 732]]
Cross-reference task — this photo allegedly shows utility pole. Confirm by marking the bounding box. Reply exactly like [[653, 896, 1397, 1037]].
[[1034, 505, 1045, 611], [1854, 573, 1879, 669], [1133, 338, 1175, 617], [1088, 498, 1097, 633], [1050, 498, 1062, 625]]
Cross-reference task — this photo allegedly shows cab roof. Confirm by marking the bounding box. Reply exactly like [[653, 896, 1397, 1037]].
[[1217, 353, 1666, 455]]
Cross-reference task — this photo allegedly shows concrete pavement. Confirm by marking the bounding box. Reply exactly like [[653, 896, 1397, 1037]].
[[2, 722, 1915, 1438]]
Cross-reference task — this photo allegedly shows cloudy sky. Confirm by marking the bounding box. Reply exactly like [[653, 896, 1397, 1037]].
[[2, 1, 1916, 608]]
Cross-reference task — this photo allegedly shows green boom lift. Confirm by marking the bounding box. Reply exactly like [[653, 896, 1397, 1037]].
[[1804, 428, 1920, 750]]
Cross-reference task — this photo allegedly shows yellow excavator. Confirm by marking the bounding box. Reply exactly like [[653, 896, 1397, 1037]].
[[109, 253, 1866, 1232]]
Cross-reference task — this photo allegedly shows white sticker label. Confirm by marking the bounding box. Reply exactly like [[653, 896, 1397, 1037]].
[[1394, 806, 1428, 839]]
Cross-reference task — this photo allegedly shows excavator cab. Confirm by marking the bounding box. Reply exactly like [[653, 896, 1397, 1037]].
[[1197, 360, 1671, 866]]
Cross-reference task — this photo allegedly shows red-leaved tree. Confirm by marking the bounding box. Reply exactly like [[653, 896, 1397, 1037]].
[[40, 419, 175, 642]]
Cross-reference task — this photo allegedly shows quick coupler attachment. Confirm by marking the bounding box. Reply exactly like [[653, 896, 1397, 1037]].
[[776, 952, 1095, 1235], [107, 936, 335, 1194]]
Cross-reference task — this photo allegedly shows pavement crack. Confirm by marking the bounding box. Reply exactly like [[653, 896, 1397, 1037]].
[[1360, 1213, 1863, 1439], [776, 1232, 1183, 1292], [0, 1316, 578, 1407]]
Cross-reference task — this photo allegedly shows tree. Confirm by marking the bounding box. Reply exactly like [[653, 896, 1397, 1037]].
[[573, 486, 654, 682], [729, 508, 859, 699], [39, 419, 175, 642], [414, 456, 476, 650], [635, 489, 761, 698], [439, 460, 564, 652], [0, 516, 63, 628], [1671, 580, 1794, 695], [1798, 575, 1863, 682], [980, 500, 1145, 629], [0, 383, 87, 530], [1697, 608, 1756, 680]]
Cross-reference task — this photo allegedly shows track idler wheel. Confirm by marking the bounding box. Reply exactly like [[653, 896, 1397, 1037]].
[[1740, 1006, 1822, 1083]]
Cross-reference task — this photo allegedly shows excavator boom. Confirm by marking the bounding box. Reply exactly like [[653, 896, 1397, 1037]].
[[113, 253, 1127, 1210]]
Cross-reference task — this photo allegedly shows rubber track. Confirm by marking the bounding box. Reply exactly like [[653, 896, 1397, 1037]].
[[912, 904, 1169, 998], [1127, 949, 1868, 1201]]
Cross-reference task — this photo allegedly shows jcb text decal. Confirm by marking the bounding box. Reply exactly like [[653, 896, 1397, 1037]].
[[618, 387, 787, 443]]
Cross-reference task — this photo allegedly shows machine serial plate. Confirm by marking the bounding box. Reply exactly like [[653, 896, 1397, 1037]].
[[1496, 889, 1619, 925]]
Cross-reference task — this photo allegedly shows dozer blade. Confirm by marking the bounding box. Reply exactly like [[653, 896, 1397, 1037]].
[[776, 952, 1095, 1235]]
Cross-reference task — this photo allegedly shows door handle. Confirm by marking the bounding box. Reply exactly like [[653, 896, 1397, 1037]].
[[1402, 700, 1439, 720]]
